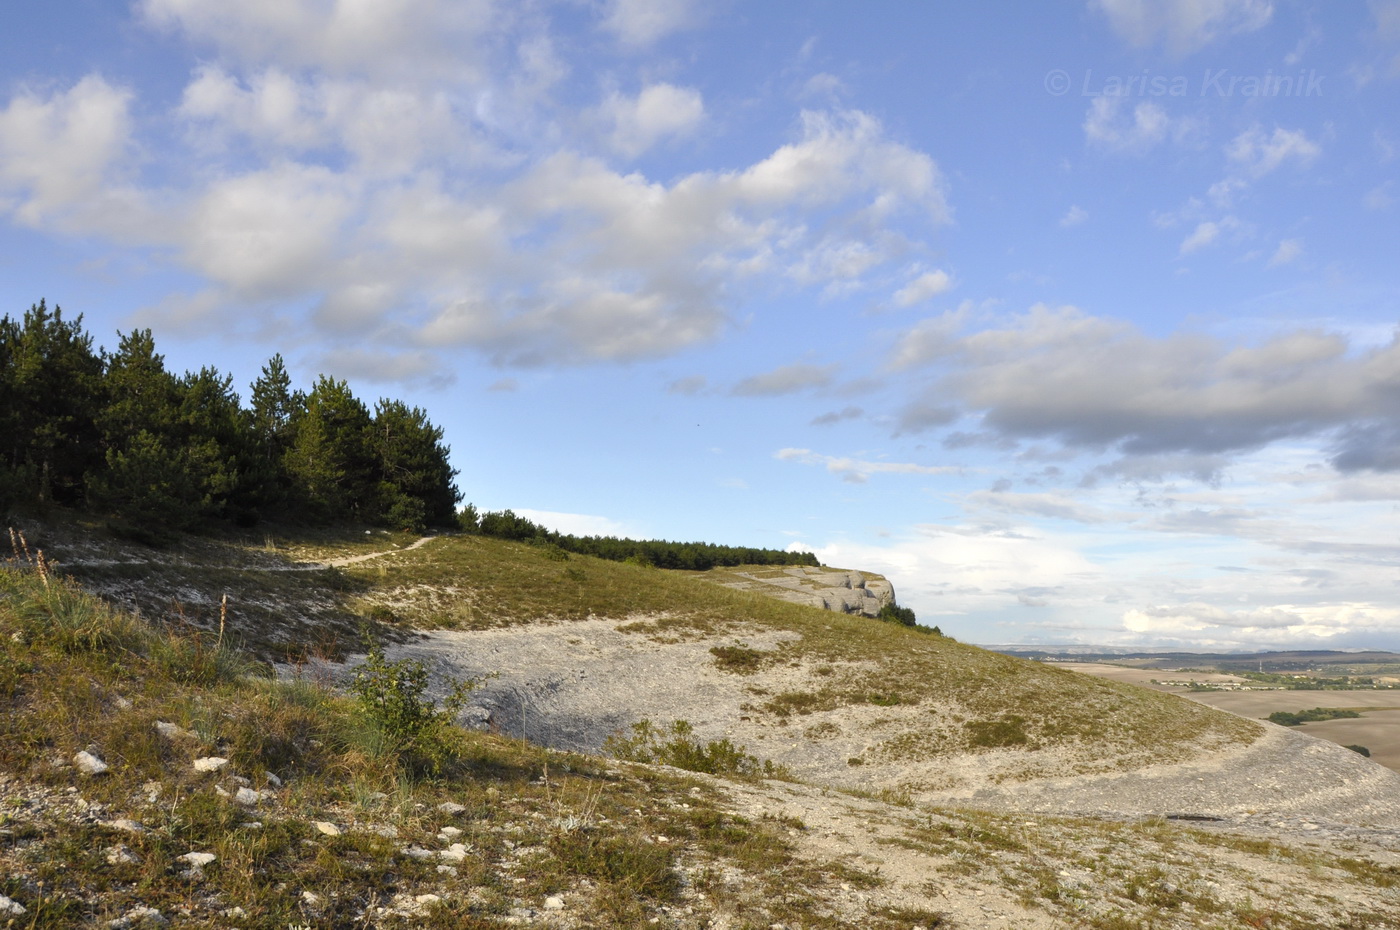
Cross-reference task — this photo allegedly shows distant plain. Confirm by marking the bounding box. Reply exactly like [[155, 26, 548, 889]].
[[1064, 662, 1400, 773]]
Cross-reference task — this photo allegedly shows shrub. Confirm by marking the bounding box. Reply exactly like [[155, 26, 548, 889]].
[[1267, 708, 1362, 727], [709, 643, 767, 674], [347, 645, 480, 773], [605, 719, 786, 779], [965, 715, 1031, 749], [877, 602, 917, 627], [1347, 744, 1371, 757]]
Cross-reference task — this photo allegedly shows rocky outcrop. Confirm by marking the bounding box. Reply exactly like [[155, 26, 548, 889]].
[[709, 566, 894, 617]]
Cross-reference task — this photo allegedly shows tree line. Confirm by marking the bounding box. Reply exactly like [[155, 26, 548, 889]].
[[462, 507, 820, 571], [0, 301, 461, 541]]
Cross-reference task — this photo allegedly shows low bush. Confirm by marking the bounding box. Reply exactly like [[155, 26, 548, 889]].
[[709, 643, 768, 674], [605, 719, 786, 779], [1267, 708, 1362, 727]]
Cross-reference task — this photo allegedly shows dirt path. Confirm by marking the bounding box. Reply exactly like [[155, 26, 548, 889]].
[[320, 535, 436, 568]]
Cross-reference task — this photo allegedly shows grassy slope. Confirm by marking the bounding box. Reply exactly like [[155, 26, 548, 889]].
[[35, 520, 1259, 774], [2, 519, 1397, 928]]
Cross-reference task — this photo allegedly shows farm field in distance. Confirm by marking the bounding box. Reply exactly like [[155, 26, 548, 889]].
[[1059, 661, 1400, 773]]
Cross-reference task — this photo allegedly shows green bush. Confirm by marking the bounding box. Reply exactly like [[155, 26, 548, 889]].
[[1346, 744, 1371, 757], [877, 602, 917, 627], [709, 643, 767, 674], [605, 719, 786, 779], [965, 715, 1031, 749], [1267, 708, 1362, 727], [348, 645, 480, 773]]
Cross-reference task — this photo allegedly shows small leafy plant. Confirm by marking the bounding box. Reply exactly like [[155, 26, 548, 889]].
[[348, 644, 481, 772], [605, 719, 787, 779]]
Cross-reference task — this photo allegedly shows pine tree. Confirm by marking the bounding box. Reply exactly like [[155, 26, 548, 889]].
[[369, 399, 462, 530], [0, 301, 105, 506], [285, 375, 375, 519]]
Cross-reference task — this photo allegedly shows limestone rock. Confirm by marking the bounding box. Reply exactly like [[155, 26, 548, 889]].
[[106, 844, 142, 865], [235, 786, 271, 806], [192, 757, 228, 773], [74, 750, 110, 776], [313, 821, 341, 836], [712, 566, 895, 618], [0, 894, 26, 916]]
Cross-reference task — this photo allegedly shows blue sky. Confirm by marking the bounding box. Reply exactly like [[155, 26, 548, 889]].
[[3, 1, 1400, 650]]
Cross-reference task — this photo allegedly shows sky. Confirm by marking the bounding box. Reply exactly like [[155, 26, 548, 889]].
[[2, 1, 1400, 651]]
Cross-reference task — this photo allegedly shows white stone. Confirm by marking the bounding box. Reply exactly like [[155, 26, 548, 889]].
[[0, 894, 26, 916], [437, 801, 467, 815], [264, 771, 283, 787], [544, 896, 565, 910], [177, 852, 216, 868], [192, 757, 229, 773], [402, 845, 435, 860], [438, 826, 463, 839], [113, 906, 167, 927], [313, 821, 342, 836], [105, 818, 147, 834], [106, 844, 142, 865], [219, 906, 247, 919], [234, 787, 264, 806], [439, 843, 470, 862], [74, 750, 110, 775]]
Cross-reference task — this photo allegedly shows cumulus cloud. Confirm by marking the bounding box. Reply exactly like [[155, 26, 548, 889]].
[[967, 490, 1129, 524], [139, 0, 496, 82], [1267, 238, 1303, 266], [811, 406, 863, 426], [1178, 220, 1222, 255], [892, 304, 1400, 462], [1083, 98, 1173, 153], [666, 375, 708, 395], [0, 75, 144, 234], [0, 51, 949, 372], [601, 83, 705, 157], [1091, 0, 1273, 55], [513, 508, 635, 537], [892, 269, 952, 307], [601, 0, 703, 47], [732, 363, 837, 397], [1226, 126, 1321, 178], [1060, 205, 1088, 228], [775, 448, 961, 483]]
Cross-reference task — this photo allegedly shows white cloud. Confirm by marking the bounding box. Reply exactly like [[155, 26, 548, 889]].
[[1226, 126, 1321, 178], [667, 375, 708, 395], [775, 448, 962, 483], [0, 75, 143, 234], [1364, 182, 1394, 211], [891, 304, 1400, 465], [1082, 98, 1196, 154], [966, 490, 1130, 525], [600, 0, 703, 47], [1267, 238, 1303, 267], [732, 364, 837, 397], [1091, 0, 1273, 55], [1059, 205, 1088, 228], [513, 508, 634, 537], [1178, 220, 1221, 254], [139, 0, 496, 82], [181, 163, 357, 300], [602, 83, 705, 158], [893, 269, 952, 307]]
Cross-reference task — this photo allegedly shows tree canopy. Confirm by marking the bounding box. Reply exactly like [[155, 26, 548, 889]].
[[0, 300, 461, 540]]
